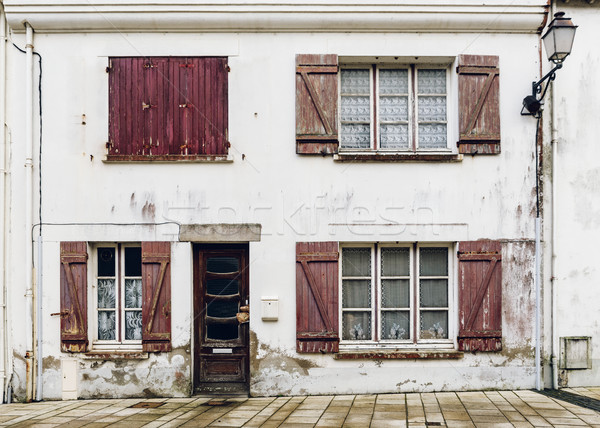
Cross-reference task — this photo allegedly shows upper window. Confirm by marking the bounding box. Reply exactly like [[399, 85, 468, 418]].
[[107, 57, 229, 161], [340, 66, 448, 151], [93, 244, 143, 349], [340, 244, 453, 347]]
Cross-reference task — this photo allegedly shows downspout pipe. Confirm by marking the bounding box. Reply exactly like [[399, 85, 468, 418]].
[[0, 2, 6, 403], [24, 22, 35, 402]]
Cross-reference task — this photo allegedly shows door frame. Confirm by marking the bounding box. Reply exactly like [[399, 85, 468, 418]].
[[192, 243, 250, 395]]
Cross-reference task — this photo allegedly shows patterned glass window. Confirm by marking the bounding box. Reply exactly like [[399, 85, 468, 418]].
[[340, 244, 453, 346], [94, 245, 142, 346], [340, 65, 448, 151]]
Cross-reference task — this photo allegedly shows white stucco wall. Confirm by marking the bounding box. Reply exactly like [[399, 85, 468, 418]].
[[2, 4, 547, 399]]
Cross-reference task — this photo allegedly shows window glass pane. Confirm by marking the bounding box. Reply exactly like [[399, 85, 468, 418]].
[[124, 279, 142, 308], [341, 95, 370, 122], [341, 69, 370, 95], [380, 124, 409, 149], [381, 279, 410, 308], [420, 279, 448, 307], [418, 123, 447, 148], [207, 324, 239, 341], [379, 96, 408, 121], [341, 123, 371, 149], [381, 248, 410, 276], [418, 69, 446, 94], [379, 69, 408, 94], [98, 311, 116, 340], [381, 311, 410, 340], [207, 279, 239, 296], [420, 247, 448, 276], [419, 311, 448, 339], [97, 247, 115, 277], [418, 96, 447, 122], [342, 311, 371, 340], [342, 279, 371, 308], [124, 311, 142, 340], [97, 279, 116, 309], [124, 247, 142, 277], [342, 248, 371, 276], [207, 301, 239, 318], [207, 257, 239, 273]]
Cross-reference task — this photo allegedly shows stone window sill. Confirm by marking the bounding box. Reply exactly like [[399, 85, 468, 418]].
[[103, 154, 232, 163], [333, 152, 463, 163], [333, 350, 464, 360], [82, 351, 149, 360]]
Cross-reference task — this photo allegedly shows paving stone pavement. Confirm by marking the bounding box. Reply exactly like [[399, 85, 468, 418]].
[[1, 387, 600, 427]]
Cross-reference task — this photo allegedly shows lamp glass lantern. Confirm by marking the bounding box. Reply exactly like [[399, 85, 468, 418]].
[[541, 12, 577, 64]]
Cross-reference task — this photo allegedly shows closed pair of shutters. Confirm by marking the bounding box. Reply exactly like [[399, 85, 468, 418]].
[[295, 54, 501, 155], [59, 242, 172, 353], [296, 241, 502, 353]]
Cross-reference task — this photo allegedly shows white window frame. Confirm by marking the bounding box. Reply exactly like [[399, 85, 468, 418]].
[[339, 60, 455, 153], [89, 243, 143, 351], [339, 242, 456, 350]]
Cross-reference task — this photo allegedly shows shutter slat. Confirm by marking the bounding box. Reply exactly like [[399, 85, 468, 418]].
[[296, 242, 340, 353], [142, 242, 172, 352], [60, 242, 88, 353], [457, 240, 502, 352], [457, 55, 501, 155], [296, 54, 339, 155]]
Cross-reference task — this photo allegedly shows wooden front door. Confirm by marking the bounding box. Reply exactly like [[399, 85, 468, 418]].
[[193, 244, 249, 395]]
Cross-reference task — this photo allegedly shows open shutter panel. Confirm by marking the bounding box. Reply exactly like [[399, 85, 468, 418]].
[[457, 55, 500, 155], [458, 240, 502, 352], [60, 242, 88, 353], [142, 242, 172, 352], [296, 242, 339, 353], [296, 54, 339, 155]]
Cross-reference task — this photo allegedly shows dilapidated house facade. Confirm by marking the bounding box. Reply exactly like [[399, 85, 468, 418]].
[[0, 0, 586, 401]]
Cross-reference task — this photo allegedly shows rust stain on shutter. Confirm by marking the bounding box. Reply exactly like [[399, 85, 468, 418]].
[[142, 242, 172, 352], [60, 242, 88, 353]]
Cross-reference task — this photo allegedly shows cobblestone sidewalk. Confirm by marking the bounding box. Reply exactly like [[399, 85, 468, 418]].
[[2, 388, 600, 427]]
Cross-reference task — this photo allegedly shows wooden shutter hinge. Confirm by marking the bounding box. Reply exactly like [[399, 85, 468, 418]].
[[105, 66, 112, 73], [144, 63, 156, 69], [179, 63, 195, 68], [178, 103, 194, 108], [51, 310, 70, 318], [142, 102, 157, 110], [225, 64, 231, 72]]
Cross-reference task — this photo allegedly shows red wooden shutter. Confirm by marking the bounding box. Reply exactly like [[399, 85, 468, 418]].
[[296, 242, 339, 353], [142, 242, 172, 352], [457, 55, 500, 155], [296, 54, 339, 155], [60, 242, 88, 353], [457, 240, 502, 352]]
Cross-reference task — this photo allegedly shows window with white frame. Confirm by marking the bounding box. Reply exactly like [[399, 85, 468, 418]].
[[340, 65, 449, 151], [340, 244, 453, 346], [93, 244, 143, 348]]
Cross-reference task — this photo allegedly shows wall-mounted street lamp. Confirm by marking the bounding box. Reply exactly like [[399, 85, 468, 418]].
[[521, 12, 577, 117]]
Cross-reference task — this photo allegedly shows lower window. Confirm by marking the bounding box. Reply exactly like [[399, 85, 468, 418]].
[[92, 244, 143, 349], [340, 243, 453, 347]]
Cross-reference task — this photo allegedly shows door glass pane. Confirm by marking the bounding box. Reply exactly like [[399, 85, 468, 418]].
[[124, 311, 142, 340], [342, 248, 371, 276], [98, 311, 116, 340], [420, 279, 448, 307], [207, 324, 239, 341], [124, 247, 142, 276], [419, 311, 448, 339], [207, 257, 239, 273], [381, 279, 409, 308], [97, 279, 116, 309], [342, 311, 371, 340], [381, 311, 410, 340], [207, 279, 239, 296], [97, 247, 115, 277], [419, 247, 448, 276], [207, 301, 239, 318], [342, 280, 371, 308], [124, 279, 142, 308], [381, 248, 409, 276]]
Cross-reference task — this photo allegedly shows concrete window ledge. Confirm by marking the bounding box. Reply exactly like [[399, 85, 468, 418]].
[[333, 350, 464, 360], [81, 351, 149, 360], [333, 153, 463, 162]]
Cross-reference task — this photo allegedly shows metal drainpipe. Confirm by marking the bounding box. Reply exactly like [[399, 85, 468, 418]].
[[24, 22, 35, 402], [549, 0, 559, 391], [0, 2, 6, 403]]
